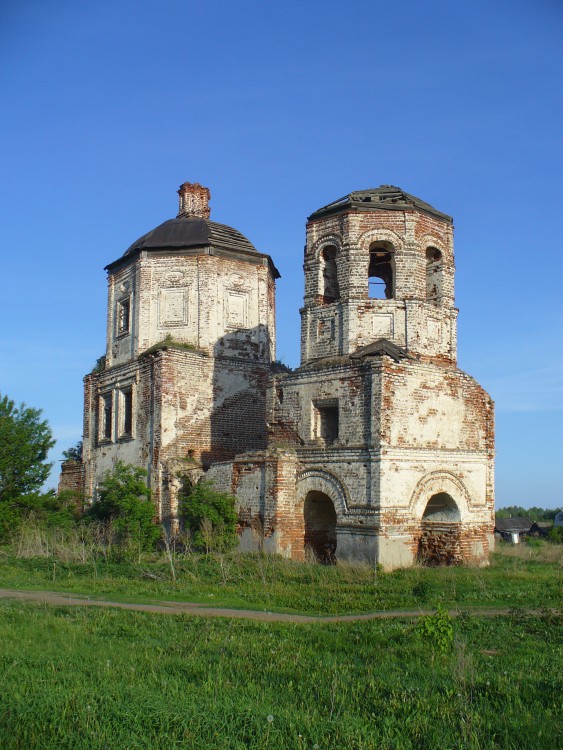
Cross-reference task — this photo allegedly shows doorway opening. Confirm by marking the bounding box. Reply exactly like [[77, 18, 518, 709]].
[[304, 491, 337, 564]]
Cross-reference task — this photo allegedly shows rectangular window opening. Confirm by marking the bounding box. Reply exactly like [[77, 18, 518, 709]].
[[313, 400, 339, 445], [121, 388, 133, 437], [99, 394, 113, 442]]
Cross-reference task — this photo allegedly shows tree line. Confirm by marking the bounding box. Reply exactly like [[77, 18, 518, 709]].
[[495, 506, 560, 521], [0, 392, 238, 553]]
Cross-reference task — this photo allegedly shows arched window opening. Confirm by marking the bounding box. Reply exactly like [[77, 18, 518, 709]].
[[425, 247, 443, 304], [321, 245, 339, 302], [418, 492, 461, 566], [368, 242, 394, 299], [422, 492, 460, 522], [304, 490, 337, 564]]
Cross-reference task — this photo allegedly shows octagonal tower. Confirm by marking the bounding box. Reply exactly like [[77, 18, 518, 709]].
[[301, 186, 457, 366]]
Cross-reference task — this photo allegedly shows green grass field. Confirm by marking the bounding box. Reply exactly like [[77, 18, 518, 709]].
[[0, 537, 561, 748], [0, 535, 561, 615], [0, 600, 560, 749]]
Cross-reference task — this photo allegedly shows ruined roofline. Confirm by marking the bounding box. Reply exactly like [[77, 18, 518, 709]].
[[307, 186, 453, 224]]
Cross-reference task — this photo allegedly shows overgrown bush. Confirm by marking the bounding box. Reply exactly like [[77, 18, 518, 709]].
[[0, 490, 78, 542], [85, 462, 160, 551], [416, 605, 454, 653], [548, 526, 563, 543], [179, 480, 238, 553], [62, 441, 82, 461]]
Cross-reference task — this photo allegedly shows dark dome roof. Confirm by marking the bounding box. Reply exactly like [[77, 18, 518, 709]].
[[308, 185, 452, 223], [124, 216, 257, 257]]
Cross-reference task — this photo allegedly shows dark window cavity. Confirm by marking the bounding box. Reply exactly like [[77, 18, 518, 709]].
[[100, 394, 112, 441], [321, 245, 339, 302], [314, 400, 339, 445], [122, 388, 133, 437]]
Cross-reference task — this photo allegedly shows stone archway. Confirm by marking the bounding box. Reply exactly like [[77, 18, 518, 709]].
[[417, 492, 462, 565], [295, 469, 348, 564], [304, 491, 337, 564]]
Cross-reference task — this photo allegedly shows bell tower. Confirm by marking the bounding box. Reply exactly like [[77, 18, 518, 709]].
[[301, 186, 457, 366]]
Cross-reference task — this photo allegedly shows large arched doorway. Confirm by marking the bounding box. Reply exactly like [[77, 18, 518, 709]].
[[304, 491, 337, 564], [418, 492, 462, 565]]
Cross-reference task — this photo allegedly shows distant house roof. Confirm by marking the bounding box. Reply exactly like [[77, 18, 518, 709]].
[[495, 518, 534, 533]]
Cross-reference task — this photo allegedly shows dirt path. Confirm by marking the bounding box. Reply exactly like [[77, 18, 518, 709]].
[[0, 587, 553, 623]]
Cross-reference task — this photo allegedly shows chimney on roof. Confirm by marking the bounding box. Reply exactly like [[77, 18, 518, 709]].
[[177, 182, 211, 219]]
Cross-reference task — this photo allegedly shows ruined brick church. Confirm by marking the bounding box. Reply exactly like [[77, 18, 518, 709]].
[[63, 181, 495, 569]]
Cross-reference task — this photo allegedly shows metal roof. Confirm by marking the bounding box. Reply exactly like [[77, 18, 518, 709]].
[[104, 215, 280, 279], [308, 185, 453, 223], [123, 216, 258, 256]]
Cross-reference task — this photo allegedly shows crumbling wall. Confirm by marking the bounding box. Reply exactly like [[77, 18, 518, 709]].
[[57, 460, 84, 499], [418, 522, 462, 565], [206, 451, 303, 557]]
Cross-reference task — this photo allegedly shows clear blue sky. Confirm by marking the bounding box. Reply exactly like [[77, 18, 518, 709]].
[[1, 0, 561, 508]]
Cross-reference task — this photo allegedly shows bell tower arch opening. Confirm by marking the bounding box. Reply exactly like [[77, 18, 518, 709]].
[[418, 492, 462, 566], [368, 241, 395, 299], [320, 245, 340, 303], [304, 490, 337, 564]]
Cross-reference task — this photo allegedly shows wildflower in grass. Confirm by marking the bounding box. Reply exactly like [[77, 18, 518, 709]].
[[267, 714, 274, 723]]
